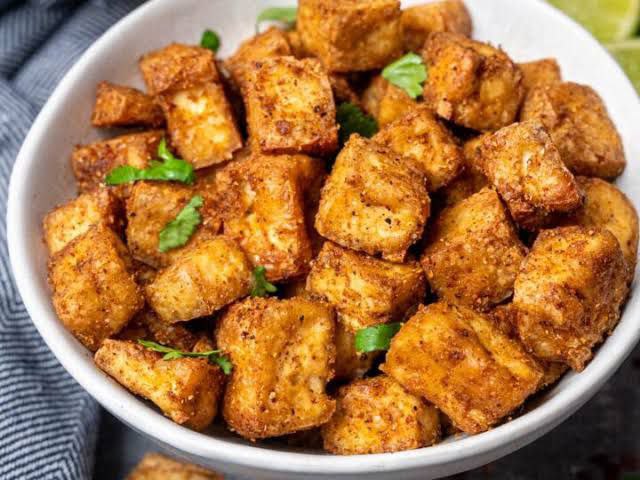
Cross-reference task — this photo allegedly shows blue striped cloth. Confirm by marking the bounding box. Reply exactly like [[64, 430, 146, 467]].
[[0, 1, 144, 478]]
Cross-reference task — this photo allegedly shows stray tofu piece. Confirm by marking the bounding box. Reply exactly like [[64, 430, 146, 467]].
[[307, 242, 426, 333], [513, 226, 629, 371], [521, 82, 625, 179], [334, 322, 378, 382], [43, 188, 123, 255], [121, 308, 200, 351], [361, 76, 417, 128], [95, 339, 224, 431], [126, 453, 222, 480], [421, 188, 527, 311], [71, 130, 164, 194], [244, 56, 338, 155], [145, 236, 252, 323], [422, 32, 524, 131], [297, 0, 403, 72], [322, 375, 440, 454], [382, 302, 544, 434], [373, 106, 464, 191], [139, 43, 219, 96], [401, 0, 473, 52], [316, 135, 430, 261], [49, 226, 143, 351], [518, 58, 562, 93], [217, 297, 336, 440], [470, 120, 582, 229], [91, 81, 164, 128]]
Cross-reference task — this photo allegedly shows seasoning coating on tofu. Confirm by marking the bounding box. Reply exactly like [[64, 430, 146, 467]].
[[43, 188, 123, 255], [95, 340, 224, 431], [334, 322, 378, 382], [518, 58, 562, 93], [437, 166, 488, 208], [373, 106, 465, 191], [401, 0, 473, 52], [469, 120, 582, 229], [91, 81, 164, 128], [513, 226, 628, 371], [316, 135, 430, 261], [48, 226, 143, 351], [422, 32, 524, 131], [361, 76, 417, 128], [382, 302, 543, 434], [126, 453, 222, 480], [297, 0, 403, 72], [322, 375, 440, 455], [244, 56, 338, 155], [145, 236, 252, 323], [307, 242, 426, 333], [421, 188, 527, 311], [217, 297, 336, 440], [521, 82, 625, 179], [119, 308, 199, 351]]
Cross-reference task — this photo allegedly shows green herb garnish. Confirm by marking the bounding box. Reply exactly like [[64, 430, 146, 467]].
[[158, 195, 203, 253], [138, 339, 232, 374], [200, 29, 221, 52], [354, 322, 403, 353], [382, 52, 428, 99], [336, 102, 378, 144], [256, 7, 297, 32], [250, 266, 277, 297]]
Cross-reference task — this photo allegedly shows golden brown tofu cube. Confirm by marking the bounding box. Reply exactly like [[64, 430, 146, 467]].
[[470, 120, 582, 229], [119, 308, 199, 351], [361, 76, 417, 128], [421, 188, 527, 311], [401, 0, 473, 52], [307, 242, 426, 333], [91, 81, 164, 128], [373, 105, 464, 191], [95, 340, 224, 431], [334, 322, 378, 382], [297, 0, 403, 72], [49, 226, 143, 351], [216, 153, 317, 281], [437, 166, 488, 208], [71, 130, 164, 194], [518, 58, 562, 93], [316, 135, 430, 261], [513, 226, 628, 371], [322, 375, 440, 454], [126, 453, 222, 480], [139, 43, 219, 96], [382, 302, 543, 434], [43, 188, 123, 255], [422, 32, 524, 131], [244, 56, 338, 155], [217, 297, 336, 440], [145, 236, 252, 323], [521, 82, 625, 179]]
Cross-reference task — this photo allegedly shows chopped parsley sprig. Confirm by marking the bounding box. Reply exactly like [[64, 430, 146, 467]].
[[256, 7, 297, 32], [200, 29, 221, 52], [158, 195, 203, 253], [138, 339, 232, 374], [354, 322, 403, 353], [250, 266, 277, 297], [382, 52, 428, 99], [336, 102, 378, 145]]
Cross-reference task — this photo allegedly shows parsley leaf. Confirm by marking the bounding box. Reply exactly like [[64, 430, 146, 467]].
[[382, 52, 428, 99], [250, 266, 277, 297], [200, 29, 220, 52], [138, 339, 233, 374], [105, 138, 195, 186], [158, 195, 203, 253], [336, 102, 378, 144], [256, 7, 297, 32], [354, 322, 403, 353]]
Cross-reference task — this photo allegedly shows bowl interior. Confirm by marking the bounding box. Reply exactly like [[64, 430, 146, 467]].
[[7, 0, 640, 478]]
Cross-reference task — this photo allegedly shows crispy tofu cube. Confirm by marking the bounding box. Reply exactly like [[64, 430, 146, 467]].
[[469, 120, 582, 229], [49, 226, 143, 351], [306, 242, 426, 333], [95, 339, 224, 431], [361, 76, 417, 128], [401, 0, 473, 52], [513, 226, 628, 371], [71, 130, 164, 194], [126, 453, 222, 480], [297, 0, 403, 72], [334, 322, 378, 382], [145, 236, 252, 323], [139, 43, 219, 96], [521, 82, 625, 179], [91, 81, 164, 128], [437, 166, 488, 208], [373, 105, 464, 191], [422, 32, 524, 131], [382, 302, 544, 434], [316, 135, 430, 261], [518, 58, 562, 93], [217, 297, 336, 440], [244, 56, 338, 155], [119, 308, 200, 351], [43, 188, 123, 255], [321, 375, 440, 454], [421, 188, 527, 311]]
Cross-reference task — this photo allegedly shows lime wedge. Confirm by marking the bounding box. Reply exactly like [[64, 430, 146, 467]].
[[608, 39, 640, 93], [547, 0, 640, 42]]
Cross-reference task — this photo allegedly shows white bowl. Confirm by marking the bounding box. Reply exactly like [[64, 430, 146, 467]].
[[7, 0, 640, 478]]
